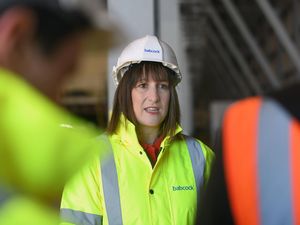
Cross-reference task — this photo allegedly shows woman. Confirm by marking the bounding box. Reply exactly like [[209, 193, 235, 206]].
[[60, 35, 214, 225]]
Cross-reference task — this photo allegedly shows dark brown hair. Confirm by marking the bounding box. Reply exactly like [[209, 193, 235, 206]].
[[107, 61, 181, 138]]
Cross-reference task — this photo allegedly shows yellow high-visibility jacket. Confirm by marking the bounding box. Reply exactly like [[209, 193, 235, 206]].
[[0, 68, 104, 225], [61, 115, 214, 225]]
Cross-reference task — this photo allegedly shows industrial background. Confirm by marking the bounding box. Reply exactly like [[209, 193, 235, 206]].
[[60, 0, 300, 148]]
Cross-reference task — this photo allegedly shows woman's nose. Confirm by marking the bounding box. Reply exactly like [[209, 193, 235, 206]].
[[147, 87, 160, 102]]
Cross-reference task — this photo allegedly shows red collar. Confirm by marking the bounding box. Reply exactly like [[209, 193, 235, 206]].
[[140, 136, 163, 165]]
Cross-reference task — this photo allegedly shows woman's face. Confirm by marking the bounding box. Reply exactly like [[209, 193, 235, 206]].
[[131, 73, 170, 129]]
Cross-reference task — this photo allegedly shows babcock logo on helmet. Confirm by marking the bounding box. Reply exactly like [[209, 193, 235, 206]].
[[172, 185, 194, 191], [144, 48, 160, 53]]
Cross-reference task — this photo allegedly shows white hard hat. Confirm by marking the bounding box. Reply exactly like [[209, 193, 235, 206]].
[[112, 35, 182, 86]]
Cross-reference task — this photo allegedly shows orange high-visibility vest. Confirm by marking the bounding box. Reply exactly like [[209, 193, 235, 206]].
[[223, 97, 300, 225]]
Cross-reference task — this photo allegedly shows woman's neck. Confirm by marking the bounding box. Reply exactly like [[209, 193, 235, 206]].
[[137, 126, 160, 144]]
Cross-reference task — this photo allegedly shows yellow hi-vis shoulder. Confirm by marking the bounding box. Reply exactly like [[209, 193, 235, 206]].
[[0, 68, 109, 225], [61, 116, 214, 225]]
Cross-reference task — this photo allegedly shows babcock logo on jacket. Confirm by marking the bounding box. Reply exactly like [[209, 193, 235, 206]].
[[172, 185, 194, 191], [144, 48, 160, 53]]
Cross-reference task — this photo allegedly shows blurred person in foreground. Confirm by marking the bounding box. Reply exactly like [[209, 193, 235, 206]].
[[60, 35, 215, 225], [197, 81, 300, 225], [0, 0, 117, 224]]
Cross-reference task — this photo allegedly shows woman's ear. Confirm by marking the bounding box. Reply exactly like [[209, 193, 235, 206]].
[[0, 7, 36, 64]]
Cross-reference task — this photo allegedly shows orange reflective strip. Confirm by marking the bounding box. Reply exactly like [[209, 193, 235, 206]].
[[223, 97, 262, 225], [290, 121, 300, 225]]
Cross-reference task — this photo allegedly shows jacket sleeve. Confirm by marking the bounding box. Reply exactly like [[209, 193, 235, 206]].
[[60, 157, 104, 225], [199, 141, 215, 186]]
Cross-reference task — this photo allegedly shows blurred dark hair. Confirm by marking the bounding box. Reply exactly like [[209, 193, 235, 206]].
[[33, 7, 89, 54], [0, 3, 90, 54], [107, 61, 181, 138]]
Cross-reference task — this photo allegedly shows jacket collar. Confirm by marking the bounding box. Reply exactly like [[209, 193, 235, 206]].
[[110, 114, 183, 149]]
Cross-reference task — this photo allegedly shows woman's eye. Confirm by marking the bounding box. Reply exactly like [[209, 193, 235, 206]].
[[159, 83, 169, 89], [137, 83, 147, 88]]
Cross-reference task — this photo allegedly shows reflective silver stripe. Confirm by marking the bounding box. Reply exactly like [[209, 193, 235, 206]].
[[184, 135, 206, 191], [258, 99, 293, 225], [60, 208, 102, 225], [100, 135, 123, 225]]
